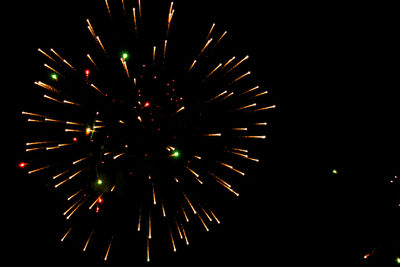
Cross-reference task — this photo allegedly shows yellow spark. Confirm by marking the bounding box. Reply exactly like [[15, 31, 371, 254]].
[[83, 231, 94, 252], [236, 103, 256, 110], [50, 48, 64, 61], [121, 0, 126, 14], [60, 227, 72, 242], [89, 194, 103, 210], [230, 71, 251, 84], [119, 120, 126, 125], [220, 91, 234, 101], [185, 166, 203, 184], [120, 58, 130, 77], [34, 81, 60, 94], [63, 100, 81, 107], [216, 179, 240, 196], [203, 133, 222, 137], [163, 40, 167, 61], [146, 238, 150, 263], [152, 46, 156, 64], [176, 106, 185, 113], [240, 135, 267, 139], [169, 227, 177, 252], [65, 129, 85, 133], [148, 211, 152, 239], [198, 38, 213, 57], [87, 54, 99, 70], [133, 8, 138, 34], [208, 208, 221, 224], [215, 30, 227, 46], [66, 199, 86, 220], [26, 140, 54, 146], [63, 59, 76, 70], [66, 121, 84, 126], [45, 117, 64, 123], [181, 205, 189, 222], [90, 84, 106, 95], [175, 219, 183, 239], [110, 185, 116, 192], [197, 213, 209, 232], [232, 128, 248, 131], [188, 60, 197, 72], [104, 240, 112, 261], [207, 90, 227, 103], [254, 122, 268, 126], [253, 90, 269, 97], [205, 63, 222, 78], [240, 85, 260, 95], [22, 111, 47, 118], [225, 55, 249, 74], [113, 152, 125, 160], [53, 170, 69, 180], [28, 165, 50, 175], [161, 202, 166, 217], [55, 168, 85, 188], [206, 23, 215, 41], [67, 190, 82, 201], [183, 193, 197, 214], [152, 183, 157, 205], [138, 0, 142, 20], [105, 0, 112, 17], [96, 36, 108, 55], [252, 105, 277, 112], [63, 199, 80, 216], [217, 161, 245, 176], [73, 156, 89, 165], [181, 223, 189, 245], [26, 147, 43, 152], [200, 206, 213, 222], [222, 56, 236, 70], [44, 64, 62, 76], [137, 207, 142, 231], [38, 48, 56, 62]]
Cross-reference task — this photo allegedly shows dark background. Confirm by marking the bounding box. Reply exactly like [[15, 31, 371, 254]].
[[11, 0, 399, 265]]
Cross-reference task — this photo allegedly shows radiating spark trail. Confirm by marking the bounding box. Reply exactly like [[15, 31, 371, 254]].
[[217, 161, 245, 176], [198, 38, 213, 57], [207, 90, 227, 103], [208, 208, 221, 224], [181, 223, 189, 245], [104, 240, 112, 261], [183, 193, 197, 214], [28, 165, 50, 175], [133, 8, 138, 34], [169, 226, 177, 252], [66, 199, 86, 220], [205, 63, 222, 78], [61, 227, 72, 242], [83, 231, 94, 252], [152, 183, 157, 205], [215, 30, 228, 46], [44, 64, 62, 77], [176, 106, 185, 113], [73, 156, 89, 165], [253, 90, 269, 97], [197, 213, 209, 232], [96, 36, 108, 55], [113, 152, 125, 160], [206, 23, 215, 41], [146, 238, 150, 262], [222, 56, 236, 70], [54, 168, 85, 188], [87, 54, 99, 70], [90, 84, 106, 95], [181, 205, 189, 222], [203, 133, 222, 137], [185, 166, 203, 184], [152, 46, 156, 64], [252, 105, 277, 112], [148, 211, 152, 239], [121, 58, 130, 77], [89, 194, 104, 210], [230, 71, 251, 84], [53, 170, 69, 180], [188, 60, 197, 72], [137, 207, 142, 231], [34, 81, 60, 94], [225, 55, 249, 74], [240, 85, 260, 95], [105, 0, 112, 17], [38, 48, 57, 63], [67, 190, 82, 201], [236, 103, 256, 111]]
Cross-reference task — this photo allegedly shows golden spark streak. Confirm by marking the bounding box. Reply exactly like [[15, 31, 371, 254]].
[[105, 0, 112, 17], [121, 0, 126, 14], [83, 231, 94, 252], [22, 111, 46, 118], [28, 165, 50, 174], [38, 48, 56, 62], [255, 122, 268, 126], [167, 2, 175, 37], [146, 238, 150, 262], [90, 84, 106, 95], [68, 190, 82, 201], [120, 58, 130, 77], [231, 147, 248, 153], [198, 38, 213, 57], [50, 48, 64, 61], [66, 121, 84, 126], [208, 208, 221, 224], [176, 106, 185, 113], [96, 36, 108, 54], [230, 71, 251, 84], [206, 23, 215, 41], [152, 46, 156, 64], [73, 156, 89, 165], [113, 152, 125, 160], [148, 211, 152, 239], [253, 90, 269, 97], [44, 64, 62, 76], [55, 168, 85, 188], [185, 166, 203, 184], [26, 147, 43, 152], [110, 185, 116, 192], [236, 103, 256, 110], [66, 199, 86, 220], [216, 179, 240, 196], [65, 129, 85, 132], [104, 240, 112, 261], [239, 135, 266, 139], [53, 170, 69, 180], [63, 100, 81, 107], [26, 141, 54, 146], [152, 183, 157, 205], [61, 227, 72, 242], [197, 213, 209, 232], [181, 205, 189, 222], [222, 56, 236, 70], [137, 207, 142, 231], [225, 55, 249, 74], [203, 133, 222, 137], [133, 8, 138, 34], [175, 219, 183, 239], [252, 105, 277, 112], [215, 30, 227, 46], [232, 128, 248, 131], [138, 0, 142, 20], [44, 118, 64, 123], [34, 81, 60, 94], [27, 119, 43, 123], [87, 54, 99, 70], [207, 90, 227, 103], [217, 161, 245, 176], [161, 202, 166, 217], [208, 171, 231, 188], [220, 92, 234, 101], [63, 199, 80, 216], [188, 60, 197, 72], [205, 63, 222, 78], [89, 194, 104, 209], [63, 59, 76, 70], [200, 205, 213, 222], [240, 85, 260, 95], [163, 40, 167, 61], [181, 223, 189, 245], [183, 193, 197, 214], [169, 227, 177, 252]]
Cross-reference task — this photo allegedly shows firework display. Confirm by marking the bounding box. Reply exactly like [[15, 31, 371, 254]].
[[20, 0, 275, 263]]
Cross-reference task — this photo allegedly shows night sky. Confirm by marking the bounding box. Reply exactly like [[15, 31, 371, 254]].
[[12, 0, 400, 265]]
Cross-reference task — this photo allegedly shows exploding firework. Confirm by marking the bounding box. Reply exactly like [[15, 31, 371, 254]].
[[20, 0, 275, 263]]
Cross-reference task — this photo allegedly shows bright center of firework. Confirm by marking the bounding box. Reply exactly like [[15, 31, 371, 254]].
[[172, 151, 180, 158]]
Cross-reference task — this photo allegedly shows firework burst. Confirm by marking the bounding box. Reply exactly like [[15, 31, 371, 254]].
[[20, 0, 275, 263]]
